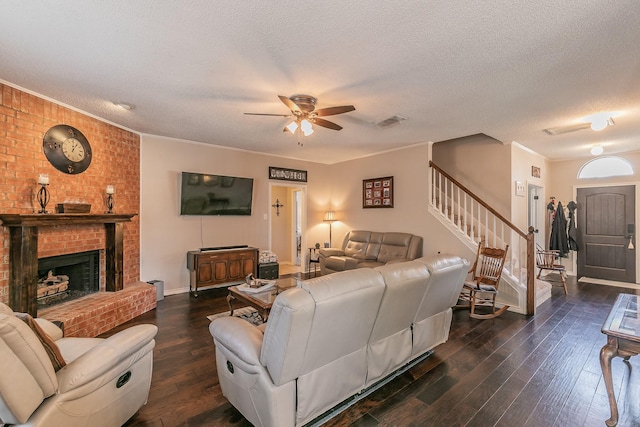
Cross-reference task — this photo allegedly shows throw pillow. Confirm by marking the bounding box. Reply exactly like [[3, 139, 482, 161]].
[[14, 312, 67, 371]]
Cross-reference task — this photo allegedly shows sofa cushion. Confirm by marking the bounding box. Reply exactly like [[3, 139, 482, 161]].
[[364, 232, 383, 260], [366, 261, 431, 386], [377, 233, 413, 263], [343, 230, 371, 259], [295, 269, 386, 424], [344, 240, 368, 259], [356, 260, 385, 269], [324, 256, 359, 271]]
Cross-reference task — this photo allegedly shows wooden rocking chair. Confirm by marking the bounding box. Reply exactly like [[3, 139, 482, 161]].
[[457, 241, 509, 319], [535, 244, 567, 294]]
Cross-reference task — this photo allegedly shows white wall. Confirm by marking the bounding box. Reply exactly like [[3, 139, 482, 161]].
[[140, 135, 330, 293], [328, 143, 474, 260], [140, 135, 537, 295], [510, 142, 550, 232], [432, 134, 511, 218]]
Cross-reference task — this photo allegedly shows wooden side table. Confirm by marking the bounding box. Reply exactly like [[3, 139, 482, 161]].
[[600, 293, 640, 426]]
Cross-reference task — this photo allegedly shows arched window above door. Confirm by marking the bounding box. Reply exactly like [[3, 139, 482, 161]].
[[578, 156, 634, 179]]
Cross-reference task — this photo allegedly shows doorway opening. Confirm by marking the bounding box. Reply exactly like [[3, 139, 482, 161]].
[[528, 183, 545, 251], [269, 183, 307, 275]]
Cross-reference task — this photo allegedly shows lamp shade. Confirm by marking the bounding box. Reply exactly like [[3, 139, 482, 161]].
[[323, 210, 337, 222]]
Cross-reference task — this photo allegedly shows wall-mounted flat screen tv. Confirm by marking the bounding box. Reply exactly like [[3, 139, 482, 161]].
[[180, 172, 253, 216]]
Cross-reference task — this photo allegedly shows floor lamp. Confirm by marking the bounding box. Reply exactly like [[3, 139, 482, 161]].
[[323, 211, 337, 247]]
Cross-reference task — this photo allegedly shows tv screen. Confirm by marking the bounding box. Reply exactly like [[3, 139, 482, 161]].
[[180, 172, 253, 216]]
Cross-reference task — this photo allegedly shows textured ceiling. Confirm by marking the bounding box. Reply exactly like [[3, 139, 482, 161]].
[[1, 1, 639, 164]]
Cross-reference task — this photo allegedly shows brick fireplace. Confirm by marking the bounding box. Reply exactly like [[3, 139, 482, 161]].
[[0, 213, 156, 337], [0, 83, 154, 337]]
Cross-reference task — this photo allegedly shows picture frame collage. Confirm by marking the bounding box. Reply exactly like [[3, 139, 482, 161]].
[[363, 176, 394, 208]]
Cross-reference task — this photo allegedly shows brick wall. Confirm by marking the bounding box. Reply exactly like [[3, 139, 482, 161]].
[[0, 83, 141, 304]]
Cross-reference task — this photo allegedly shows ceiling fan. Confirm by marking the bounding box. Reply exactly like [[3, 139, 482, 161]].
[[244, 94, 355, 145]]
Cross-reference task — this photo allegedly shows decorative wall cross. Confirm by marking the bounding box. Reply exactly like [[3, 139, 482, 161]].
[[272, 198, 284, 216]]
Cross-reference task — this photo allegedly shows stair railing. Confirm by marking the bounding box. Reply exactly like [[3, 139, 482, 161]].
[[429, 161, 536, 315]]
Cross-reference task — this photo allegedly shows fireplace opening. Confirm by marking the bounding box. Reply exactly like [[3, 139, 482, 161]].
[[37, 250, 100, 308]]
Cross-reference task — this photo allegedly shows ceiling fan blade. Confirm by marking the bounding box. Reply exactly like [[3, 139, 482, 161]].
[[543, 122, 591, 135], [278, 95, 302, 114], [244, 113, 292, 117], [313, 118, 343, 131], [314, 105, 355, 117]]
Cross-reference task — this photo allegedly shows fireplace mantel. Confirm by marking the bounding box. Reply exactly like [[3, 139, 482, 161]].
[[0, 213, 135, 226], [0, 213, 137, 316]]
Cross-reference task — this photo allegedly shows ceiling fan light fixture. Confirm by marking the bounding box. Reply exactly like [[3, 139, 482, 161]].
[[286, 121, 298, 134], [590, 117, 609, 131], [591, 145, 604, 155], [246, 94, 354, 143], [300, 119, 313, 133]]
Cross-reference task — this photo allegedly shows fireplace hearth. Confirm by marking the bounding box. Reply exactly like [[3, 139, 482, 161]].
[[37, 250, 100, 308]]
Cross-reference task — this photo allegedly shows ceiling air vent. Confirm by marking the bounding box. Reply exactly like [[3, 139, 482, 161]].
[[375, 115, 407, 128]]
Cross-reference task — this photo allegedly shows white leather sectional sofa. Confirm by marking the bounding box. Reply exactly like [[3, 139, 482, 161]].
[[209, 254, 469, 427]]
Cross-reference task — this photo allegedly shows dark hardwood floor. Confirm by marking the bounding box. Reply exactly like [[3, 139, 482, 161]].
[[110, 275, 640, 426]]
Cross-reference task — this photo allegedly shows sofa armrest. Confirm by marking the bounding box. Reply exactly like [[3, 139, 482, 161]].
[[318, 248, 344, 258], [56, 324, 157, 393], [34, 318, 64, 341], [209, 317, 264, 366]]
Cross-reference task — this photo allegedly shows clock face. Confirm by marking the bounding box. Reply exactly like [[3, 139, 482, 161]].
[[43, 125, 92, 174], [62, 137, 86, 162]]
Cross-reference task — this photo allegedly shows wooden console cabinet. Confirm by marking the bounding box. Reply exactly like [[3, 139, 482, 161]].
[[186, 247, 258, 296]]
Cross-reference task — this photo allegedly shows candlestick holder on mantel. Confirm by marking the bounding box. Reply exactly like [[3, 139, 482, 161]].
[[36, 174, 50, 214], [105, 185, 115, 214]]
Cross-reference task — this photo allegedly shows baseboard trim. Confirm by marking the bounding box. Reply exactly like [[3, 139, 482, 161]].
[[578, 277, 640, 290]]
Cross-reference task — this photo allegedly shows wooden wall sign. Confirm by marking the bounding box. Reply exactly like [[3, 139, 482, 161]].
[[269, 166, 307, 182]]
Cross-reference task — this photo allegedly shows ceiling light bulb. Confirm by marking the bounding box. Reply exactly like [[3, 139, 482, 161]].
[[590, 117, 609, 131], [591, 145, 604, 155], [286, 121, 298, 134], [300, 119, 313, 132]]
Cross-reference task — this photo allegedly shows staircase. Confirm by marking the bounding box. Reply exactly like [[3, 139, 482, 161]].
[[429, 161, 537, 315]]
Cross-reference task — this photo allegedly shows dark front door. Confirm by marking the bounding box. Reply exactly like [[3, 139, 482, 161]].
[[577, 185, 635, 282]]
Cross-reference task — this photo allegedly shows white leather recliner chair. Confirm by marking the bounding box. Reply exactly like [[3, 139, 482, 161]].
[[0, 302, 157, 427]]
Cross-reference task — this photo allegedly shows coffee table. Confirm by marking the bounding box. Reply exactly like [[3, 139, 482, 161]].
[[600, 293, 640, 426], [227, 277, 299, 322]]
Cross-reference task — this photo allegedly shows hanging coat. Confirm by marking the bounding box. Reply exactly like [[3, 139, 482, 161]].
[[567, 201, 578, 251], [549, 201, 570, 257]]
